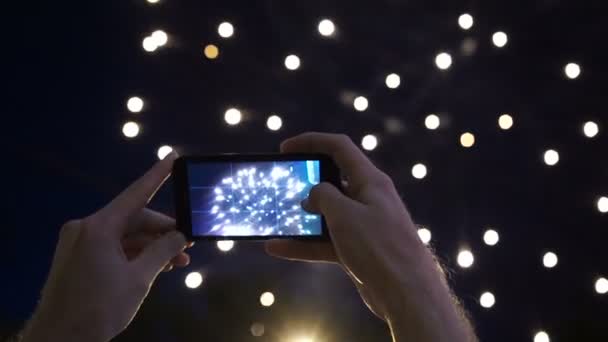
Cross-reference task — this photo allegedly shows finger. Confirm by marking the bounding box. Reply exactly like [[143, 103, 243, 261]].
[[265, 240, 338, 262], [280, 133, 383, 196], [304, 182, 360, 220], [133, 231, 188, 282], [162, 264, 174, 272], [99, 152, 178, 231], [127, 208, 176, 235], [171, 252, 190, 267]]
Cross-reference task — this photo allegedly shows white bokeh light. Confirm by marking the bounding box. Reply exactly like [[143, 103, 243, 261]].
[[142, 36, 158, 52], [492, 31, 508, 48], [218, 22, 234, 38], [266, 115, 283, 131], [595, 277, 608, 294], [353, 96, 369, 111], [435, 52, 452, 70], [250, 323, 265, 337], [425, 114, 441, 130], [417, 227, 431, 245], [224, 108, 242, 125], [151, 30, 168, 47], [543, 251, 558, 268], [157, 145, 173, 160], [460, 132, 475, 148], [483, 229, 500, 246], [498, 114, 514, 130], [597, 196, 608, 213], [412, 163, 427, 179], [534, 331, 550, 342], [147, 0, 160, 3], [185, 272, 203, 289], [361, 134, 378, 151], [127, 96, 144, 113], [385, 73, 401, 89], [216, 240, 234, 252], [480, 292, 495, 308], [543, 149, 559, 166], [457, 249, 474, 268], [284, 54, 301, 70], [122, 121, 140, 138], [458, 13, 474, 30], [260, 292, 275, 307], [583, 121, 599, 138], [318, 19, 335, 36], [564, 63, 581, 79]]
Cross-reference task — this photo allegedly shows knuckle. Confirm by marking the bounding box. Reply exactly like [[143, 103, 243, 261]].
[[375, 172, 395, 189], [61, 219, 82, 234], [336, 133, 353, 146]]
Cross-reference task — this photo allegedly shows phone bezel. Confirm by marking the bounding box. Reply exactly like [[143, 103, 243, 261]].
[[173, 153, 339, 241]]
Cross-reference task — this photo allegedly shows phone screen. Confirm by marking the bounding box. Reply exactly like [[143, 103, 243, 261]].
[[184, 159, 323, 238]]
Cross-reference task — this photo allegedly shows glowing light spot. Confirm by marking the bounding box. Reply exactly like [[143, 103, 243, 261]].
[[224, 108, 242, 125], [216, 240, 234, 252], [543, 251, 558, 268], [250, 322, 265, 337], [385, 73, 401, 89], [354, 96, 369, 111], [417, 227, 431, 244], [127, 96, 144, 113], [483, 229, 500, 246], [122, 121, 140, 138], [151, 30, 168, 46], [185, 272, 203, 289], [498, 114, 514, 130], [218, 22, 234, 38], [157, 145, 173, 160], [460, 132, 475, 148], [435, 52, 452, 70], [595, 277, 608, 294], [534, 331, 550, 342], [361, 134, 378, 151], [142, 36, 157, 52], [266, 115, 283, 131], [318, 19, 335, 36], [260, 292, 275, 307], [597, 196, 608, 213], [457, 249, 474, 268], [492, 31, 508, 48], [458, 13, 474, 30], [412, 163, 427, 179], [583, 121, 599, 138], [480, 292, 495, 308], [425, 114, 440, 130], [285, 54, 301, 70], [204, 44, 219, 59], [564, 63, 581, 79], [543, 149, 559, 166]]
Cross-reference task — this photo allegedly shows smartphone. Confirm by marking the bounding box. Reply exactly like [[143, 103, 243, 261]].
[[173, 154, 341, 240]]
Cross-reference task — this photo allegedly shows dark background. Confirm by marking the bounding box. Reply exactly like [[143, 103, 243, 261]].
[[2, 0, 607, 341]]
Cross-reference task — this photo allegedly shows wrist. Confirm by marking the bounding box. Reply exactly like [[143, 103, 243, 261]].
[[22, 305, 108, 342]]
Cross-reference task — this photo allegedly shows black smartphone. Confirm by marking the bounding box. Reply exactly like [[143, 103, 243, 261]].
[[173, 154, 340, 240]]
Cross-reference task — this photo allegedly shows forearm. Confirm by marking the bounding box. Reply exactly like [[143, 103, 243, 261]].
[[20, 305, 106, 342]]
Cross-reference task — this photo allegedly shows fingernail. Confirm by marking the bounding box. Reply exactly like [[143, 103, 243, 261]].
[[187, 241, 195, 248], [301, 198, 310, 210], [166, 151, 179, 161]]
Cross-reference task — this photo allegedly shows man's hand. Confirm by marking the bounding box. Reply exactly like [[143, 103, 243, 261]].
[[265, 133, 477, 342], [22, 153, 192, 342]]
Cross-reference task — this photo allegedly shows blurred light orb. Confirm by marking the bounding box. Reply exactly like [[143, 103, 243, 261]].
[[385, 73, 401, 89], [543, 149, 559, 166], [353, 96, 369, 111], [185, 272, 203, 289], [492, 31, 508, 48], [260, 292, 275, 307], [499, 114, 514, 130], [483, 229, 500, 246], [318, 19, 335, 36], [361, 134, 378, 151], [216, 240, 234, 252], [583, 121, 599, 138], [127, 96, 144, 113], [266, 115, 283, 131], [142, 36, 158, 52], [157, 145, 173, 160], [543, 252, 558, 268], [285, 54, 301, 70], [595, 277, 608, 294], [412, 163, 427, 179], [218, 22, 234, 38], [425, 114, 441, 130], [457, 249, 474, 268], [417, 227, 432, 244], [461, 37, 478, 56], [598, 196, 608, 213], [458, 13, 474, 30], [151, 30, 168, 46], [122, 121, 140, 138], [480, 292, 495, 308], [224, 108, 242, 125], [147, 0, 160, 3], [435, 52, 452, 70], [564, 63, 581, 79], [250, 322, 265, 337], [204, 44, 220, 59], [293, 338, 314, 342], [460, 132, 475, 148], [534, 331, 550, 342]]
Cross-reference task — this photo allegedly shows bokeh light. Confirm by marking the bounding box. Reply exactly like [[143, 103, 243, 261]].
[[498, 114, 514, 130], [417, 227, 431, 245], [458, 13, 474, 30], [185, 272, 203, 289], [260, 292, 275, 307], [142, 36, 157, 52], [460, 132, 475, 148], [292, 338, 314, 342], [318, 19, 335, 36], [597, 196, 608, 213], [157, 145, 173, 160], [480, 291, 496, 308], [543, 149, 559, 166], [534, 331, 550, 342], [492, 31, 508, 48], [412, 163, 427, 179], [216, 240, 235, 252], [250, 322, 265, 337], [285, 54, 301, 70], [595, 277, 608, 294], [353, 96, 369, 111], [564, 63, 581, 79], [127, 96, 144, 113], [224, 108, 242, 125], [457, 249, 474, 268], [122, 121, 140, 138], [425, 114, 440, 130], [204, 44, 219, 59], [583, 121, 599, 138], [435, 52, 452, 70], [151, 30, 168, 47], [483, 229, 500, 246], [361, 134, 378, 151], [266, 115, 283, 131], [147, 0, 160, 3], [543, 251, 558, 268], [218, 22, 234, 38], [385, 73, 401, 89]]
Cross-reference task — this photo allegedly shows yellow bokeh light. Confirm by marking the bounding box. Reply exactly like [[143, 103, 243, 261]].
[[204, 44, 220, 59], [260, 292, 275, 307], [460, 132, 475, 148]]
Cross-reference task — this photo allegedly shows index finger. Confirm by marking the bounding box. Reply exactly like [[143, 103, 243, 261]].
[[280, 132, 383, 194]]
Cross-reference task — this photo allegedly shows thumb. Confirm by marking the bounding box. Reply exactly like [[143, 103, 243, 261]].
[[303, 182, 354, 219], [134, 231, 188, 282]]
